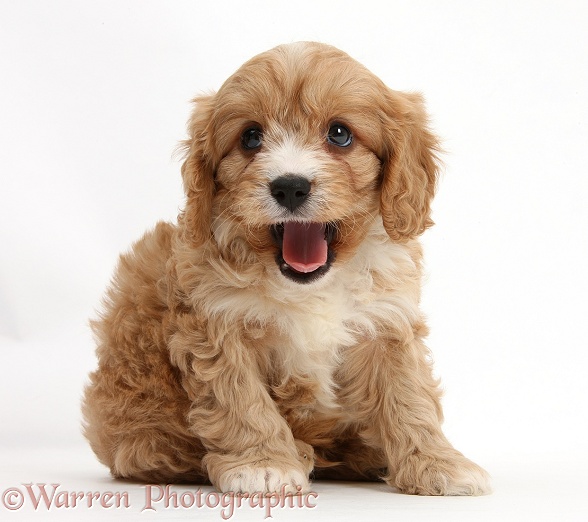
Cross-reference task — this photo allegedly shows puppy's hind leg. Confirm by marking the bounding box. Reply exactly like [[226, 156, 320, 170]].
[[82, 367, 208, 484]]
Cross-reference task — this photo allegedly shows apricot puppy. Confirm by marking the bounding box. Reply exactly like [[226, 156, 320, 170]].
[[83, 42, 490, 496]]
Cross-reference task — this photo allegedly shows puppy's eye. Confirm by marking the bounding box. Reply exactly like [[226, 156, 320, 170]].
[[241, 127, 263, 150], [327, 123, 353, 147]]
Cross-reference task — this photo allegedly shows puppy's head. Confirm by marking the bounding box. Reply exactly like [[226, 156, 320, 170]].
[[180, 42, 439, 285]]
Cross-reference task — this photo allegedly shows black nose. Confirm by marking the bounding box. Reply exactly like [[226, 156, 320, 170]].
[[269, 175, 311, 212]]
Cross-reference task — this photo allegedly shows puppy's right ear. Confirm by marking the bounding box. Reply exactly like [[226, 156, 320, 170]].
[[178, 94, 216, 247]]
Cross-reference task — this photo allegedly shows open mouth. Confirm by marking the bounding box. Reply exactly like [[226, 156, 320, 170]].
[[271, 222, 336, 284]]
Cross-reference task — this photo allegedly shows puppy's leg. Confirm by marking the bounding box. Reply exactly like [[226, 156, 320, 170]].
[[294, 439, 315, 475], [338, 333, 491, 496], [169, 325, 309, 495]]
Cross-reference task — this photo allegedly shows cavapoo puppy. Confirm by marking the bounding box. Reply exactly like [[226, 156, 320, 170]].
[[82, 42, 490, 496]]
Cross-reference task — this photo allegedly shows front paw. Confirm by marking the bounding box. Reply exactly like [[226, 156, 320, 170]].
[[393, 452, 491, 496], [218, 461, 309, 494]]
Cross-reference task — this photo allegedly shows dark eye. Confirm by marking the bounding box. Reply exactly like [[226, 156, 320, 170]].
[[241, 127, 263, 150], [327, 123, 353, 147]]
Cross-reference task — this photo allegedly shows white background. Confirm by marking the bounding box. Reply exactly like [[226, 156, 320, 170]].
[[1, 0, 587, 520]]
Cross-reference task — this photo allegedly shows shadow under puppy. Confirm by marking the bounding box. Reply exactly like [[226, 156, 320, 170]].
[[82, 42, 490, 496]]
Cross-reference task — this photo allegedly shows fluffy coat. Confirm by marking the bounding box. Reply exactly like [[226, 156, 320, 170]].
[[82, 42, 490, 496]]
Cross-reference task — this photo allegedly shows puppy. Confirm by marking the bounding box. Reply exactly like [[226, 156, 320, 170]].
[[82, 42, 490, 496]]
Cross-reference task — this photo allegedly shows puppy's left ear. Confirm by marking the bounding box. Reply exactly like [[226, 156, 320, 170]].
[[379, 91, 441, 241]]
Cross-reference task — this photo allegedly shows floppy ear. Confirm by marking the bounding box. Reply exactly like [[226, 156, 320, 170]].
[[178, 94, 217, 247], [379, 91, 440, 241]]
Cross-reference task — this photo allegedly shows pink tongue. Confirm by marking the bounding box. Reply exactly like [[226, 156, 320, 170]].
[[282, 222, 327, 273]]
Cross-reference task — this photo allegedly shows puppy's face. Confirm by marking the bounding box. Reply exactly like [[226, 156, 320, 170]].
[[180, 42, 439, 285]]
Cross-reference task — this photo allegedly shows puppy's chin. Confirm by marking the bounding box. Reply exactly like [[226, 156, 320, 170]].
[[270, 222, 336, 285]]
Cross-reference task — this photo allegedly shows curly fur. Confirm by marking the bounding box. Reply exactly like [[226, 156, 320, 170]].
[[82, 42, 490, 496]]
